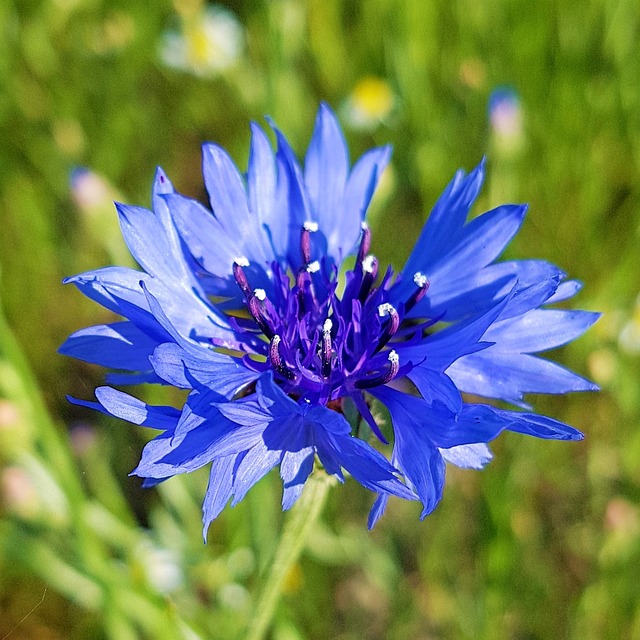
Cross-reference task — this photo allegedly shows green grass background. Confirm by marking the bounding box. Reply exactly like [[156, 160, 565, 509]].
[[1, 0, 639, 638]]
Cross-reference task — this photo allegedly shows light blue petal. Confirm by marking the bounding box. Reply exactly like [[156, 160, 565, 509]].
[[202, 143, 272, 264], [304, 103, 349, 235], [202, 455, 237, 539], [439, 443, 493, 469], [447, 351, 598, 405], [59, 322, 158, 370], [150, 342, 258, 396], [484, 309, 601, 353]]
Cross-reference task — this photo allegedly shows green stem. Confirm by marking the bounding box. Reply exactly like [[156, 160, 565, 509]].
[[245, 472, 333, 640]]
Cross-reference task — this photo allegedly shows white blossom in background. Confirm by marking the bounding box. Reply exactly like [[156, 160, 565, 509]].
[[160, 6, 244, 77]]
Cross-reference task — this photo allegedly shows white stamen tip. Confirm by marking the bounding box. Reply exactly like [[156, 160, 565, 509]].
[[234, 256, 250, 267], [303, 221, 319, 232], [361, 221, 369, 230], [378, 303, 395, 317], [306, 260, 321, 273], [413, 272, 428, 287], [272, 334, 281, 345], [323, 318, 333, 333], [254, 288, 266, 301], [388, 350, 399, 364], [362, 255, 377, 273]]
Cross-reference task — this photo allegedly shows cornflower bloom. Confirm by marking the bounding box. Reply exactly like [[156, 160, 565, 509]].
[[62, 104, 598, 535]]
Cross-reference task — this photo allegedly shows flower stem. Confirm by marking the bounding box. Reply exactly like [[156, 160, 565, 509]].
[[245, 472, 333, 640]]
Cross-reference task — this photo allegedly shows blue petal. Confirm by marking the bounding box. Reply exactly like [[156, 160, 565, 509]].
[[202, 142, 273, 264], [141, 279, 234, 348], [340, 145, 391, 255], [149, 342, 258, 396], [134, 393, 239, 478], [491, 408, 584, 440], [398, 160, 486, 295], [202, 454, 237, 539], [439, 443, 493, 469], [116, 203, 201, 290], [447, 351, 598, 405], [247, 122, 287, 259], [372, 386, 507, 449], [231, 443, 282, 505], [64, 267, 150, 318], [318, 432, 416, 500], [59, 322, 158, 370], [483, 309, 601, 353], [280, 448, 315, 510], [429, 204, 527, 282], [163, 192, 241, 278], [304, 103, 349, 236], [68, 386, 180, 431], [399, 291, 512, 370]]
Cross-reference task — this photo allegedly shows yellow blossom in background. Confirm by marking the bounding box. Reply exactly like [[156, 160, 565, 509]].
[[342, 77, 395, 130]]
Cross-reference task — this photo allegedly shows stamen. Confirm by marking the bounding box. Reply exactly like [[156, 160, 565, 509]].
[[357, 222, 371, 265], [247, 294, 274, 339], [405, 271, 430, 312], [300, 223, 318, 265], [355, 350, 400, 389], [358, 255, 378, 302], [321, 318, 333, 378], [254, 288, 267, 301], [269, 335, 295, 380], [376, 303, 400, 350], [232, 259, 252, 297]]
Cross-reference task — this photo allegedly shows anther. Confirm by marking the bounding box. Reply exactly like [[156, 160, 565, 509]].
[[232, 258, 252, 297], [254, 288, 267, 301], [269, 335, 295, 380], [357, 222, 371, 265], [307, 260, 321, 274], [321, 318, 333, 378]]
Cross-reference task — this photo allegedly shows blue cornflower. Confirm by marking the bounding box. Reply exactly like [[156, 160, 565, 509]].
[[61, 104, 598, 534]]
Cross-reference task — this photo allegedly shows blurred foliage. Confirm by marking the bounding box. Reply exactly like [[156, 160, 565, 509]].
[[1, 0, 639, 638]]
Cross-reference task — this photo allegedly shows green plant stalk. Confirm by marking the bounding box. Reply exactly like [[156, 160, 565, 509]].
[[245, 472, 333, 640]]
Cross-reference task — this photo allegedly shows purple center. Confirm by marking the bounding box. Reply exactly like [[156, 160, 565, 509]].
[[225, 224, 430, 408]]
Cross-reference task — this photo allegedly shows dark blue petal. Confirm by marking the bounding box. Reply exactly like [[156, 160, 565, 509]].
[[315, 432, 415, 500], [397, 160, 486, 295]]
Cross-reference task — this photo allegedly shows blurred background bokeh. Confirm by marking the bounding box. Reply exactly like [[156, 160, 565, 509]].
[[1, 0, 639, 638]]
